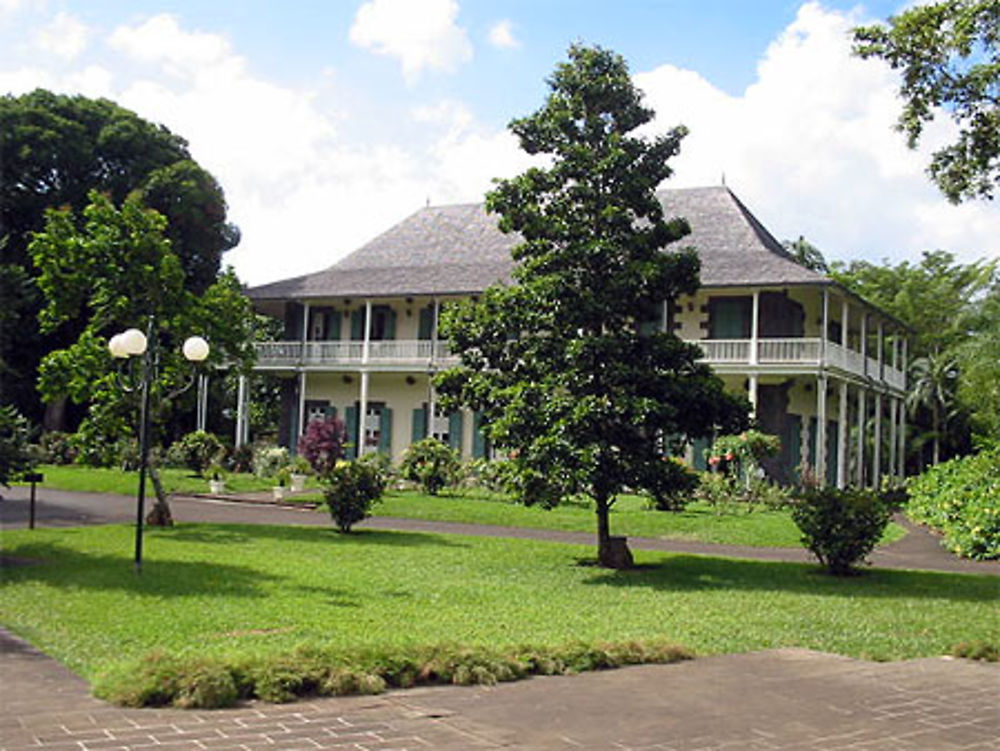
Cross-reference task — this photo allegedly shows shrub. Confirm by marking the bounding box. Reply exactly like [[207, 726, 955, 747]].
[[0, 405, 32, 486], [166, 430, 225, 475], [358, 450, 394, 486], [253, 445, 289, 478], [648, 456, 699, 511], [791, 487, 892, 575], [298, 417, 347, 476], [400, 437, 461, 495], [37, 431, 77, 465], [324, 460, 386, 532], [226, 443, 254, 473], [907, 447, 1000, 560]]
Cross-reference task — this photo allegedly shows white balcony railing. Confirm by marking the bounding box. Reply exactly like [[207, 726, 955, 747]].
[[255, 340, 455, 368], [255, 337, 906, 389]]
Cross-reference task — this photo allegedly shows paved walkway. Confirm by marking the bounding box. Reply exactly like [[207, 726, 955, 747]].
[[2, 487, 999, 749]]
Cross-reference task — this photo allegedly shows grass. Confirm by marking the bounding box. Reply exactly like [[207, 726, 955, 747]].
[[16, 464, 317, 495], [2, 523, 996, 702], [20, 465, 906, 548]]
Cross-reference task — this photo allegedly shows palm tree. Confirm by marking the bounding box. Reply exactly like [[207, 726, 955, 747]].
[[906, 352, 960, 466]]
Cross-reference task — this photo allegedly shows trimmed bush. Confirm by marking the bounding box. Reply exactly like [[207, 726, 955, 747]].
[[791, 487, 892, 575], [253, 445, 289, 478], [298, 417, 347, 475], [95, 640, 693, 708], [37, 430, 77, 465], [324, 459, 386, 532], [165, 430, 225, 475], [907, 448, 1000, 560], [400, 437, 461, 495]]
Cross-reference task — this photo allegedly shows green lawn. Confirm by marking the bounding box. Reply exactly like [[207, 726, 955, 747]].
[[20, 465, 905, 548], [2, 523, 996, 692]]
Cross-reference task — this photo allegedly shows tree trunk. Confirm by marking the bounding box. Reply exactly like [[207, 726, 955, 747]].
[[595, 494, 633, 569], [42, 397, 68, 432], [145, 466, 174, 527], [932, 409, 940, 465]]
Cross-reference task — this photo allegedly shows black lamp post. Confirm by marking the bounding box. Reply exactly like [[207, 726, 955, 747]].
[[109, 322, 209, 573]]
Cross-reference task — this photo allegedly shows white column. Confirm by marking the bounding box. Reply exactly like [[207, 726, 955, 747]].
[[820, 288, 829, 362], [297, 371, 307, 444], [877, 321, 884, 381], [661, 299, 669, 333], [362, 300, 372, 364], [837, 381, 848, 488], [750, 290, 760, 364], [428, 375, 436, 438], [235, 374, 247, 448], [841, 298, 849, 349], [431, 297, 440, 362], [860, 313, 868, 377], [358, 370, 369, 457], [889, 397, 898, 480], [816, 374, 828, 484], [873, 393, 883, 484], [748, 374, 758, 417], [856, 388, 866, 487]]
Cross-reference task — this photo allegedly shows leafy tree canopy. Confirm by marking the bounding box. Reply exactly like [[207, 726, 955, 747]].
[[436, 44, 749, 567], [0, 89, 239, 422], [29, 191, 256, 461], [782, 236, 829, 273], [853, 1, 1000, 202]]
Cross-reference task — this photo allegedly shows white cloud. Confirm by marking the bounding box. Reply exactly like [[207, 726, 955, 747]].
[[488, 20, 519, 49], [635, 1, 1000, 266], [35, 11, 89, 60], [349, 0, 472, 83], [109, 14, 236, 79], [0, 0, 25, 18]]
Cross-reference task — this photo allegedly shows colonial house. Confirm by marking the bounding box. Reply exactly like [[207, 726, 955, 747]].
[[244, 186, 908, 488]]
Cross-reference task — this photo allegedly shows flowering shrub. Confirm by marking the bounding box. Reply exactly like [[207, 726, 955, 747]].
[[324, 460, 386, 532], [253, 445, 290, 478], [698, 430, 785, 513], [707, 430, 780, 475], [298, 417, 347, 476], [907, 447, 1000, 560], [401, 438, 460, 495]]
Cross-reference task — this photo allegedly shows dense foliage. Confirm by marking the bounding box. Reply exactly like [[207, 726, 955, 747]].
[[0, 405, 32, 487], [791, 488, 893, 575], [854, 0, 1000, 202], [164, 430, 225, 475], [0, 90, 239, 426], [400, 437, 461, 495], [437, 44, 749, 567], [907, 446, 1000, 559]]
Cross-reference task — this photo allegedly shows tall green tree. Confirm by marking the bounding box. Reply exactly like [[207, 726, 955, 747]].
[[29, 191, 256, 520], [436, 45, 749, 568], [907, 352, 961, 466], [0, 89, 239, 424], [782, 236, 829, 273], [853, 1, 1000, 202]]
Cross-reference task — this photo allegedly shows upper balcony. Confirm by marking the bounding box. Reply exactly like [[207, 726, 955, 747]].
[[254, 336, 906, 390]]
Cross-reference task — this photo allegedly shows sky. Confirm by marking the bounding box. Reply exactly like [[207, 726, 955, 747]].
[[2, 0, 998, 286]]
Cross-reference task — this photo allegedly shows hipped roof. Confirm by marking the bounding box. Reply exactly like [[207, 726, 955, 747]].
[[248, 186, 830, 301]]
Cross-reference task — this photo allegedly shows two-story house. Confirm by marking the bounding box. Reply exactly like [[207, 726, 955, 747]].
[[244, 186, 908, 488]]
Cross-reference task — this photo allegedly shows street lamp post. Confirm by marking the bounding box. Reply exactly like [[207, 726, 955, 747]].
[[109, 322, 209, 573]]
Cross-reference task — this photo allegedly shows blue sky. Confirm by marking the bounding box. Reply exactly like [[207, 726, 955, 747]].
[[2, 1, 996, 284]]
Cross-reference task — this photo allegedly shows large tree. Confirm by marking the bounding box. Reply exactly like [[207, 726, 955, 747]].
[[436, 45, 749, 568], [29, 191, 256, 521], [853, 1, 1000, 202], [0, 89, 239, 424]]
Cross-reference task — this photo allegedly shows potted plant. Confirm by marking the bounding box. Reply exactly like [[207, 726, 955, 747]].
[[206, 462, 227, 494], [289, 456, 311, 492], [272, 467, 290, 501]]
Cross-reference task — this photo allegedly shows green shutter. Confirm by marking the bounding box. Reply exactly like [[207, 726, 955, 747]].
[[379, 407, 393, 454], [692, 437, 709, 471], [411, 407, 427, 442], [711, 298, 751, 339], [350, 310, 365, 341], [418, 306, 434, 340], [387, 309, 397, 340], [787, 414, 802, 483], [809, 416, 818, 478], [449, 411, 463, 452], [826, 419, 838, 486], [472, 412, 487, 458], [328, 311, 342, 341], [345, 404, 359, 459]]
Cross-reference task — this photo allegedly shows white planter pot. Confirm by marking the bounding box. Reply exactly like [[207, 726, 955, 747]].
[[272, 486, 286, 502], [290, 473, 307, 492], [209, 480, 225, 494]]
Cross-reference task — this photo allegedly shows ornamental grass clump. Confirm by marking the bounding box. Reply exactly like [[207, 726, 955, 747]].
[[791, 487, 892, 576]]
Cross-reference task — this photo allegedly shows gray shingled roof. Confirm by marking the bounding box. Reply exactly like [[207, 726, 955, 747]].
[[247, 186, 829, 301]]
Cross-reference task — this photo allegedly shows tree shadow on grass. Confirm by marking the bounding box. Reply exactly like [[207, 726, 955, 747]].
[[159, 523, 469, 549], [0, 539, 279, 598], [581, 554, 999, 604]]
